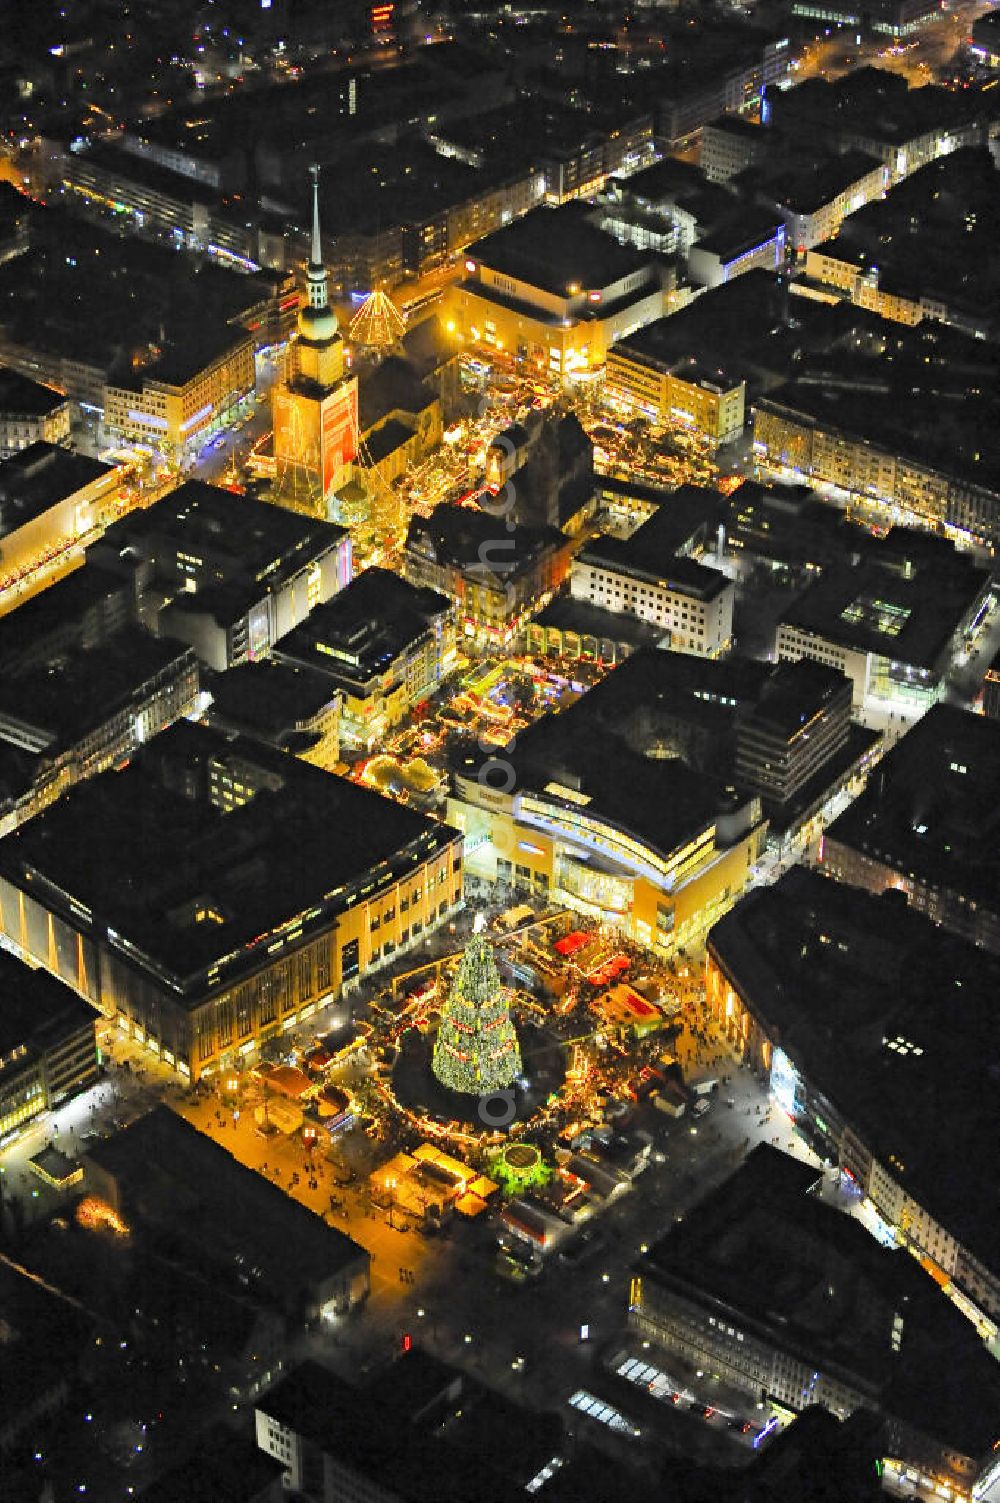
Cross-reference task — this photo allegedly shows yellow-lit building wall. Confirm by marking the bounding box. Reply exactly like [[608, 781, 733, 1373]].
[[182, 836, 463, 1079], [448, 787, 763, 954], [105, 334, 255, 454], [0, 462, 123, 578], [443, 282, 665, 375], [606, 350, 744, 444]]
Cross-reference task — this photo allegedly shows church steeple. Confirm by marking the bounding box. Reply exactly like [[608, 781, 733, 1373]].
[[306, 163, 329, 313], [296, 163, 341, 380]]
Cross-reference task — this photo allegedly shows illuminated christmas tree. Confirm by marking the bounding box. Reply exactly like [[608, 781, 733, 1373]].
[[432, 932, 522, 1095]]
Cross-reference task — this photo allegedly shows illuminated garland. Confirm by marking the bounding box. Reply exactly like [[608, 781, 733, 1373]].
[[432, 933, 522, 1094]]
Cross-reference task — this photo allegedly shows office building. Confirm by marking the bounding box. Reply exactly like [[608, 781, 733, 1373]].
[[104, 324, 256, 460], [820, 703, 1000, 954], [571, 509, 735, 658], [84, 1107, 370, 1320], [206, 660, 341, 770], [448, 652, 767, 953], [273, 567, 455, 750], [775, 540, 992, 710], [687, 212, 786, 290], [653, 29, 792, 145], [403, 502, 572, 651], [0, 442, 123, 581], [754, 383, 1000, 546], [767, 68, 989, 173], [734, 657, 855, 818], [0, 564, 133, 677], [256, 1353, 559, 1502], [445, 204, 668, 378], [631, 1145, 1000, 1498], [756, 151, 888, 255], [799, 147, 1000, 340], [700, 116, 769, 184], [789, 0, 937, 35], [0, 368, 70, 458], [0, 627, 200, 834], [0, 722, 463, 1080], [0, 950, 98, 1142], [606, 337, 746, 446], [706, 866, 1000, 1331], [88, 480, 352, 671]]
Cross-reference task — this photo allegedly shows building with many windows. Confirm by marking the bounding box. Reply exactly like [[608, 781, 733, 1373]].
[[607, 333, 746, 446], [0, 950, 99, 1143], [630, 1144, 1000, 1498], [88, 480, 352, 671], [0, 368, 70, 458], [571, 509, 735, 658], [756, 151, 889, 255], [448, 656, 766, 953], [687, 213, 786, 290], [444, 205, 668, 378], [699, 115, 769, 184], [705, 866, 1000, 1332], [0, 443, 123, 582], [754, 382, 1000, 546], [774, 540, 992, 710], [819, 703, 1000, 954], [0, 722, 463, 1081], [273, 567, 455, 751], [403, 502, 571, 652], [0, 627, 200, 835], [104, 323, 256, 460]]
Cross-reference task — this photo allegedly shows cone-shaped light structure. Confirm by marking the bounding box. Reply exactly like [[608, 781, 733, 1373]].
[[432, 932, 522, 1094]]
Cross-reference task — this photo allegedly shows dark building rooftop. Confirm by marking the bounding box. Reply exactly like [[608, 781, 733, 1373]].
[[85, 1107, 367, 1304], [406, 502, 564, 578], [358, 353, 436, 433], [274, 566, 451, 695], [779, 548, 990, 668], [709, 865, 1000, 1291], [0, 563, 131, 674], [642, 1142, 1000, 1459], [135, 1428, 284, 1503], [822, 702, 1000, 918], [0, 625, 194, 758], [0, 946, 96, 1061], [0, 442, 115, 534], [91, 479, 347, 592], [0, 721, 454, 989], [206, 659, 336, 750], [0, 367, 67, 418], [467, 203, 654, 298], [692, 208, 784, 261], [579, 494, 730, 598], [258, 1354, 553, 1503]]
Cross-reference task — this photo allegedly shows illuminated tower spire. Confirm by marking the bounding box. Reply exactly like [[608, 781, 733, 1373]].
[[296, 164, 342, 380], [307, 162, 328, 313]]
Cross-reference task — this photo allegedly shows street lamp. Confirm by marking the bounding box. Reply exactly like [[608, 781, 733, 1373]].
[[385, 1176, 398, 1228]]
